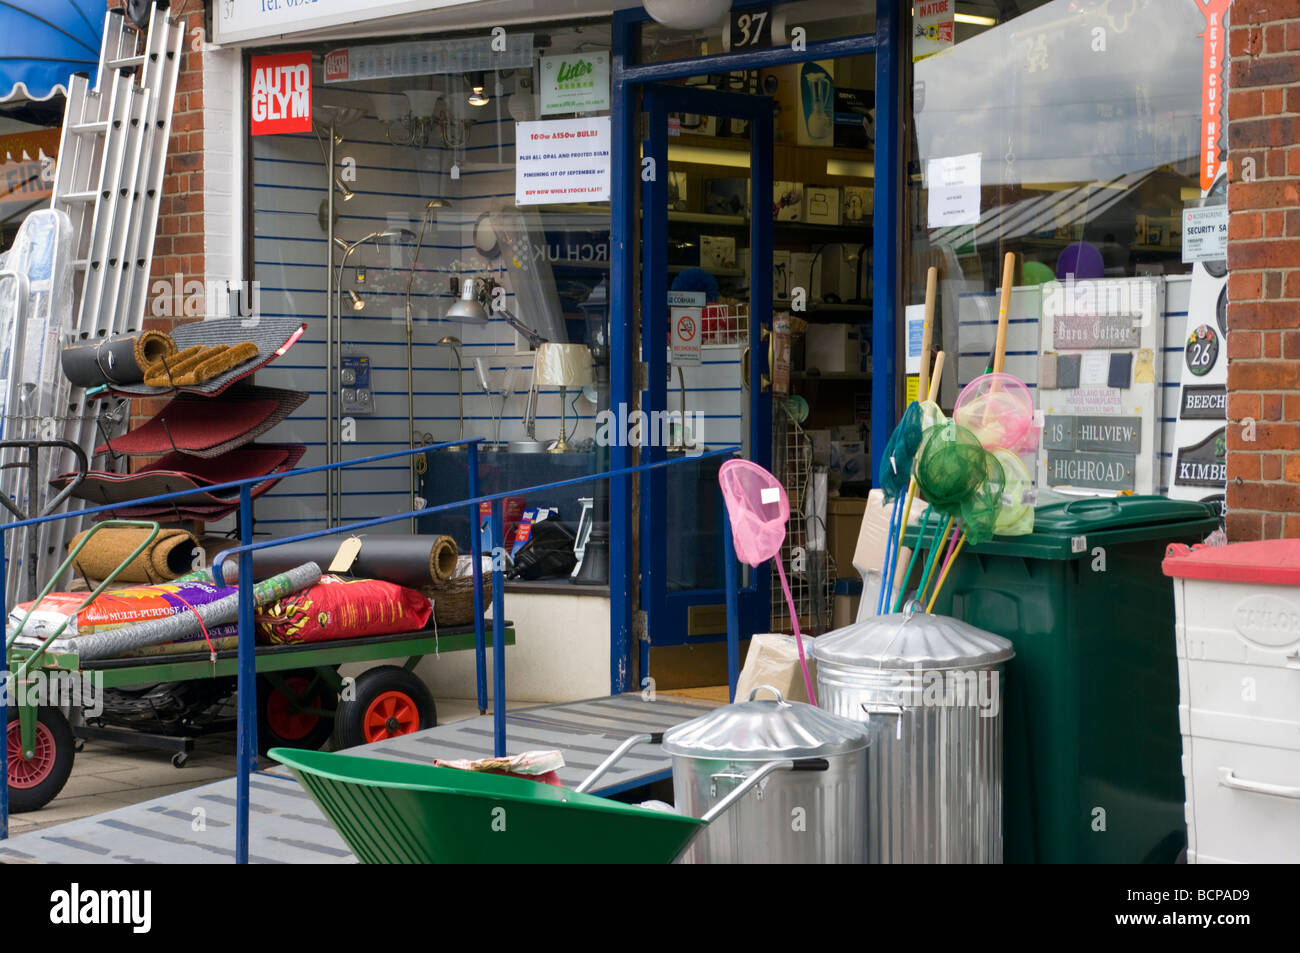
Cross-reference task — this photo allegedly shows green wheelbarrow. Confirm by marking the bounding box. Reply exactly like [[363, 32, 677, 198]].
[[270, 738, 829, 864]]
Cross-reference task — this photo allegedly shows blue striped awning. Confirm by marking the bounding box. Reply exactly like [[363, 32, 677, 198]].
[[0, 1, 107, 104]]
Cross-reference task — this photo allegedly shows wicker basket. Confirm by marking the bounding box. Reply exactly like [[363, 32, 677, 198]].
[[423, 572, 493, 627]]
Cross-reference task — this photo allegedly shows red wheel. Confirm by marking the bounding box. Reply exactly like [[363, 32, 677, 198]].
[[6, 706, 75, 812], [333, 666, 436, 750], [257, 671, 337, 754], [7, 719, 56, 788], [362, 690, 422, 743]]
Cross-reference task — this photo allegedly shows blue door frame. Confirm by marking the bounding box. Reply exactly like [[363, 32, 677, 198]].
[[608, 2, 901, 694], [640, 84, 775, 674]]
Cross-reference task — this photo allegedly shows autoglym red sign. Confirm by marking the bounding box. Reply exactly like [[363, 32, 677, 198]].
[[250, 52, 313, 135]]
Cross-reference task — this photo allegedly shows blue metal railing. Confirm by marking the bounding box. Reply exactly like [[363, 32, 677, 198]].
[[0, 437, 741, 863]]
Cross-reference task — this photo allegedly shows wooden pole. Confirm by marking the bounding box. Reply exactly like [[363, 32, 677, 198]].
[[918, 266, 938, 400], [992, 252, 1016, 374]]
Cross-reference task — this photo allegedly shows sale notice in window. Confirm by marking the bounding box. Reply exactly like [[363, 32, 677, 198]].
[[515, 116, 612, 205]]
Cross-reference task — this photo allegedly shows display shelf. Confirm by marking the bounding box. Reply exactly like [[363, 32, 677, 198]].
[[668, 262, 746, 277], [792, 371, 872, 381], [776, 299, 870, 313]]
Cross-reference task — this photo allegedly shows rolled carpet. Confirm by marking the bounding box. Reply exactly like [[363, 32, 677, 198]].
[[61, 330, 177, 387], [217, 535, 459, 589], [69, 562, 323, 661], [67, 525, 200, 584]]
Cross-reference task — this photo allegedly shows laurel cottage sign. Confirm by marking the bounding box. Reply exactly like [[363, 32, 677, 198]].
[[539, 51, 610, 115]]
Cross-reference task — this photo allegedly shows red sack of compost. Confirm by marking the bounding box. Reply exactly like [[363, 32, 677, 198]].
[[255, 575, 432, 645]]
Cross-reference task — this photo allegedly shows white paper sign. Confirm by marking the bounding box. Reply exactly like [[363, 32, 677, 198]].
[[1079, 350, 1109, 387], [1181, 205, 1228, 263], [516, 117, 611, 205], [669, 291, 705, 367], [927, 152, 981, 228], [905, 303, 925, 375], [539, 51, 610, 115]]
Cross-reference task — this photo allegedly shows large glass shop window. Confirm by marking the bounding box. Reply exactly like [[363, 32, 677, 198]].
[[249, 24, 615, 540], [906, 0, 1222, 499]]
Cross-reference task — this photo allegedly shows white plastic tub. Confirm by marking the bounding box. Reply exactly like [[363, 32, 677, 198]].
[[1163, 541, 1300, 863]]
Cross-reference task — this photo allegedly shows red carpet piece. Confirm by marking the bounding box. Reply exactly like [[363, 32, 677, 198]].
[[55, 444, 306, 507], [97, 386, 308, 458]]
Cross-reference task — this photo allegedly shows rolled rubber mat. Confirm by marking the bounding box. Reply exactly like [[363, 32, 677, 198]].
[[55, 443, 306, 507], [67, 525, 199, 583], [96, 386, 308, 458], [61, 330, 176, 387], [111, 317, 307, 397], [220, 535, 460, 589]]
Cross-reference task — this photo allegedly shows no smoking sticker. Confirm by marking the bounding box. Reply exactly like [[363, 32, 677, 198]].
[[670, 305, 701, 366]]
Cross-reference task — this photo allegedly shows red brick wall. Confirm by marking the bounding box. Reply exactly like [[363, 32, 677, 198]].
[[128, 1, 209, 435], [1225, 2, 1300, 540]]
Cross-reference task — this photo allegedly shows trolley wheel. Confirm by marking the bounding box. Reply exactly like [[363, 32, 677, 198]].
[[6, 706, 75, 813], [258, 670, 338, 754], [171, 752, 189, 769], [73, 738, 85, 753], [332, 666, 436, 749]]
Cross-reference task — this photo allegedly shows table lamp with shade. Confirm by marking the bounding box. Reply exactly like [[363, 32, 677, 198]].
[[533, 343, 593, 453]]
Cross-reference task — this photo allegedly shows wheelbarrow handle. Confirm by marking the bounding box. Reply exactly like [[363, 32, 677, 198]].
[[699, 757, 828, 825], [574, 731, 664, 794]]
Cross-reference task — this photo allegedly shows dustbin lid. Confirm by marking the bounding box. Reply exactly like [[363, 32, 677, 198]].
[[904, 496, 1218, 559], [1030, 497, 1216, 534], [661, 687, 873, 760], [811, 610, 1014, 671], [1164, 539, 1300, 584]]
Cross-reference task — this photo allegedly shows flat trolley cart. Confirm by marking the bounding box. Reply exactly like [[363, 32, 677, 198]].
[[6, 623, 514, 813], [270, 744, 831, 864]]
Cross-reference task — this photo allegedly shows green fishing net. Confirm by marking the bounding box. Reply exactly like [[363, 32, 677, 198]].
[[914, 420, 987, 516], [992, 448, 1035, 536], [877, 400, 925, 500], [959, 448, 1006, 545], [919, 399, 947, 433]]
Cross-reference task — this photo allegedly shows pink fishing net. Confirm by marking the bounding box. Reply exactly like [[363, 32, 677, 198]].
[[953, 373, 1040, 455], [718, 459, 817, 705], [718, 459, 789, 567]]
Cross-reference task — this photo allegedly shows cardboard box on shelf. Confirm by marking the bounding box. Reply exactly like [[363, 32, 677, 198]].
[[789, 251, 823, 304], [821, 245, 864, 302], [774, 180, 803, 221], [704, 177, 749, 217], [834, 88, 874, 150], [700, 235, 737, 270], [773, 249, 792, 299], [803, 186, 842, 225], [843, 186, 872, 224], [667, 170, 688, 211], [805, 323, 860, 374], [796, 61, 836, 147], [828, 497, 869, 579], [830, 441, 868, 484]]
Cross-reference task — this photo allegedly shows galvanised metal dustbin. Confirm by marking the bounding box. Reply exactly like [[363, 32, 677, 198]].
[[662, 685, 876, 863], [812, 608, 1014, 863]]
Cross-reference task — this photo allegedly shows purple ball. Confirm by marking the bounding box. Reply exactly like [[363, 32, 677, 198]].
[[1055, 242, 1104, 280]]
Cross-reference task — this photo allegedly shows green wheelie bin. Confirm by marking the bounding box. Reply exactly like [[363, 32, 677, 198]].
[[904, 496, 1219, 863]]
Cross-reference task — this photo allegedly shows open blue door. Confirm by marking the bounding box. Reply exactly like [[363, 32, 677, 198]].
[[639, 85, 775, 681]]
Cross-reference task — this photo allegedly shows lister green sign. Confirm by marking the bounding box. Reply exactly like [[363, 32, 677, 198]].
[[540, 51, 610, 115]]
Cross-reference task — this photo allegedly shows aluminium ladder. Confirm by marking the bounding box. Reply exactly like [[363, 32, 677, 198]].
[[2, 4, 185, 608]]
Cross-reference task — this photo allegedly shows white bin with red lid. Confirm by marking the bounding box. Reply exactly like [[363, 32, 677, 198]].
[[1163, 540, 1300, 863]]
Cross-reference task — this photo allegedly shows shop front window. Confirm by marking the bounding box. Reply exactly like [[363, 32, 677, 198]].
[[250, 23, 613, 540], [906, 0, 1221, 498]]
